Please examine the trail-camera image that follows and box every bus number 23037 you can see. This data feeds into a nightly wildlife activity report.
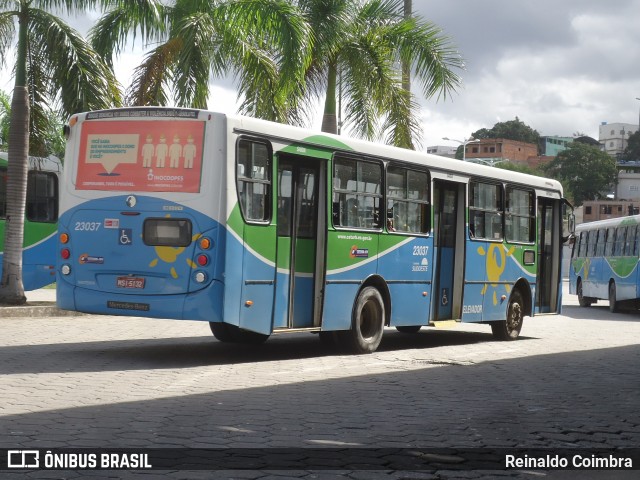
[413,245,429,256]
[75,222,101,231]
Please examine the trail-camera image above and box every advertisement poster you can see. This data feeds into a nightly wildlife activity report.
[76,117,205,193]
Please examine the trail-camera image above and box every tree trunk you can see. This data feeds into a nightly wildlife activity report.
[0,87,29,305]
[321,62,338,134]
[0,10,30,305]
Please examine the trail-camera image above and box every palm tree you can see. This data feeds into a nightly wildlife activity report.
[91,0,311,123]
[293,0,463,149]
[0,0,121,304]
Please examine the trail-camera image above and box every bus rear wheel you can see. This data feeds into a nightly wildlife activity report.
[210,322,236,342]
[341,286,385,354]
[577,279,592,307]
[491,291,524,341]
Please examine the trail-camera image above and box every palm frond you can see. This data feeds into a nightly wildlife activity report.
[391,15,464,100]
[125,39,178,106]
[0,11,16,69]
[24,39,51,155]
[28,8,122,115]
[89,0,167,69]
[170,11,213,108]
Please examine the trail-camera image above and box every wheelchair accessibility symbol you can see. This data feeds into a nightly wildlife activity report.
[441,288,449,306]
[119,228,133,246]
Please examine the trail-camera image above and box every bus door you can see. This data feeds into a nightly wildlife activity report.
[433,180,466,321]
[536,197,561,313]
[273,155,326,329]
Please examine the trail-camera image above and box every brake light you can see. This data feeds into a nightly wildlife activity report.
[61,248,71,260]
[197,254,209,266]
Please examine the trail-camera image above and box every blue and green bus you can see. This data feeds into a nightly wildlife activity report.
[0,152,60,290]
[570,215,640,312]
[57,108,573,353]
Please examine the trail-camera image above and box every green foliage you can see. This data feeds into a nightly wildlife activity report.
[0,2,122,156]
[471,117,540,146]
[92,0,464,150]
[294,0,464,149]
[0,89,66,158]
[623,130,640,161]
[92,0,310,120]
[543,142,617,205]
[0,90,9,151]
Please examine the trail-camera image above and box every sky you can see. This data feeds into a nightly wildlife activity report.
[1,0,639,152]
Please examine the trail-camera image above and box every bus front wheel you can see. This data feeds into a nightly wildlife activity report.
[577,279,592,307]
[491,291,524,341]
[342,286,385,354]
[210,322,236,342]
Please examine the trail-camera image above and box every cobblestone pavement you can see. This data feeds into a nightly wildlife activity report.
[1,285,639,479]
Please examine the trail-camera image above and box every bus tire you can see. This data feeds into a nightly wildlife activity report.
[491,291,524,341]
[577,279,592,307]
[209,322,236,342]
[609,281,618,313]
[343,286,385,354]
[396,325,421,333]
[209,322,268,344]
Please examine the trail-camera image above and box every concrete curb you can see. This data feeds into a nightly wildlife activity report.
[1,302,83,318]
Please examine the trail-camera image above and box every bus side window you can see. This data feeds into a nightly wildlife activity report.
[624,225,634,256]
[586,230,594,257]
[633,226,640,257]
[469,180,503,241]
[614,226,626,257]
[595,229,605,256]
[604,227,615,257]
[236,138,272,223]
[333,156,382,230]
[26,171,58,223]
[386,165,429,234]
[571,232,580,258]
[578,231,587,257]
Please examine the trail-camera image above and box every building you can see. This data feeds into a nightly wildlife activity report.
[464,138,538,165]
[582,200,640,222]
[539,136,573,156]
[426,145,457,158]
[599,122,639,159]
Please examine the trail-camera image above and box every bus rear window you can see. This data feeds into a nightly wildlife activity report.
[143,218,192,246]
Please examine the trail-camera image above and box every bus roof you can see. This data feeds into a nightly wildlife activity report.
[74,107,563,196]
[576,214,640,232]
[227,113,563,195]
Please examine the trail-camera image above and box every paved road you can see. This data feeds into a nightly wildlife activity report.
[1,285,639,479]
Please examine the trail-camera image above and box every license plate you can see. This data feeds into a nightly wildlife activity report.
[116,277,145,289]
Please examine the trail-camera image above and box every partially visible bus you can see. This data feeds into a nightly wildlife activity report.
[0,152,60,290]
[569,215,640,312]
[57,108,573,353]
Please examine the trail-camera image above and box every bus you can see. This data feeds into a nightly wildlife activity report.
[569,215,640,312]
[56,107,573,353]
[0,152,60,290]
